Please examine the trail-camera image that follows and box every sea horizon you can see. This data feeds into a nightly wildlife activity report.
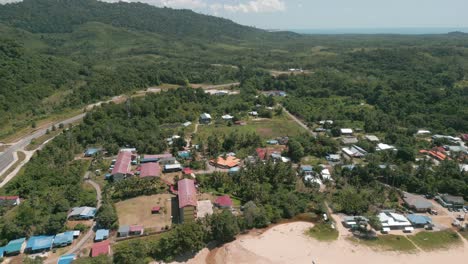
[286,27,468,35]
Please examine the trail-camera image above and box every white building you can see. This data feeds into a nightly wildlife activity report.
[340,128,353,135]
[376,143,397,151]
[378,211,412,230]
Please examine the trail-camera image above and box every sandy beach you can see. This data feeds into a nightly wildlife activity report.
[171,221,467,264]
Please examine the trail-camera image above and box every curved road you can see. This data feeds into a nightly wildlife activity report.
[0,82,240,187]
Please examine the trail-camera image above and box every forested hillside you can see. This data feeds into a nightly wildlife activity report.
[1,0,468,139]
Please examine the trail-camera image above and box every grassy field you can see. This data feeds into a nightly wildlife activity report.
[0,151,26,182]
[115,194,174,232]
[306,223,339,242]
[459,230,468,240]
[195,115,307,143]
[348,235,417,252]
[408,230,462,251]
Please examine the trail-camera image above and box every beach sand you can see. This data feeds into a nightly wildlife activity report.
[172,221,467,264]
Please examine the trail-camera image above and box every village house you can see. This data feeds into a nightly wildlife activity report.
[342,145,367,159]
[199,113,212,124]
[111,150,133,181]
[67,206,97,220]
[58,254,76,264]
[365,135,380,142]
[84,148,101,157]
[340,128,353,136]
[24,235,54,254]
[326,154,341,162]
[53,231,74,248]
[341,137,358,145]
[342,216,369,228]
[214,195,233,209]
[91,240,110,257]
[436,194,465,209]
[178,179,197,223]
[139,162,161,178]
[222,114,234,121]
[0,196,20,207]
[2,238,26,256]
[407,214,433,228]
[376,143,397,151]
[210,155,241,169]
[95,229,109,242]
[163,163,182,173]
[300,165,314,176]
[248,111,258,116]
[402,192,433,212]
[378,211,412,232]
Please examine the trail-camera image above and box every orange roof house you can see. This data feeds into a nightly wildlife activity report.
[209,156,241,169]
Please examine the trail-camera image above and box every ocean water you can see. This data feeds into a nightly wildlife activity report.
[289,28,468,35]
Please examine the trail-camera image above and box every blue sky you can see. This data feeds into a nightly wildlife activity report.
[1,0,467,30]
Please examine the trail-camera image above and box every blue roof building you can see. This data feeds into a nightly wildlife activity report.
[178,151,191,159]
[84,148,100,157]
[3,238,26,255]
[140,157,159,164]
[0,247,4,258]
[25,236,54,253]
[300,165,313,172]
[58,254,76,264]
[53,231,74,248]
[68,206,97,220]
[407,214,432,226]
[228,167,240,174]
[95,229,109,242]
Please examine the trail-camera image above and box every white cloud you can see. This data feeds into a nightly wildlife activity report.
[211,0,286,13]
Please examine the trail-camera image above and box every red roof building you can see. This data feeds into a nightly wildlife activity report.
[461,134,468,142]
[0,196,20,206]
[129,225,144,235]
[91,240,110,257]
[112,151,132,175]
[144,154,173,159]
[151,206,161,213]
[182,167,194,175]
[139,162,161,178]
[256,148,267,160]
[178,179,197,208]
[214,195,233,208]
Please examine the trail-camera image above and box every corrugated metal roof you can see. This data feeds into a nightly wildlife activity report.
[53,231,74,246]
[215,195,233,207]
[58,254,76,264]
[95,229,109,241]
[140,162,160,178]
[112,151,132,175]
[26,236,54,251]
[91,240,110,257]
[178,179,197,208]
[407,214,432,225]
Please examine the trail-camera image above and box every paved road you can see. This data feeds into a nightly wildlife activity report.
[0,114,86,180]
[63,173,102,257]
[0,82,241,187]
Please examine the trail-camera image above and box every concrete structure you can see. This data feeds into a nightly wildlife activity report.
[341,137,358,145]
[197,200,214,219]
[117,226,130,237]
[365,135,380,142]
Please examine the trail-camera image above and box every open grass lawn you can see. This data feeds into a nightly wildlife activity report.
[195,115,307,143]
[115,194,175,232]
[306,223,339,242]
[349,235,417,252]
[408,230,462,251]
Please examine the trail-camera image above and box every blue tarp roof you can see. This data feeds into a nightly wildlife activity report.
[85,148,100,156]
[178,151,191,158]
[58,254,76,264]
[407,214,432,225]
[0,247,4,258]
[26,236,54,251]
[300,165,313,172]
[4,238,26,253]
[95,229,109,241]
[53,231,74,246]
[229,167,240,173]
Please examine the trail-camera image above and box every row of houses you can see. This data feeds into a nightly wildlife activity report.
[0,231,80,257]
